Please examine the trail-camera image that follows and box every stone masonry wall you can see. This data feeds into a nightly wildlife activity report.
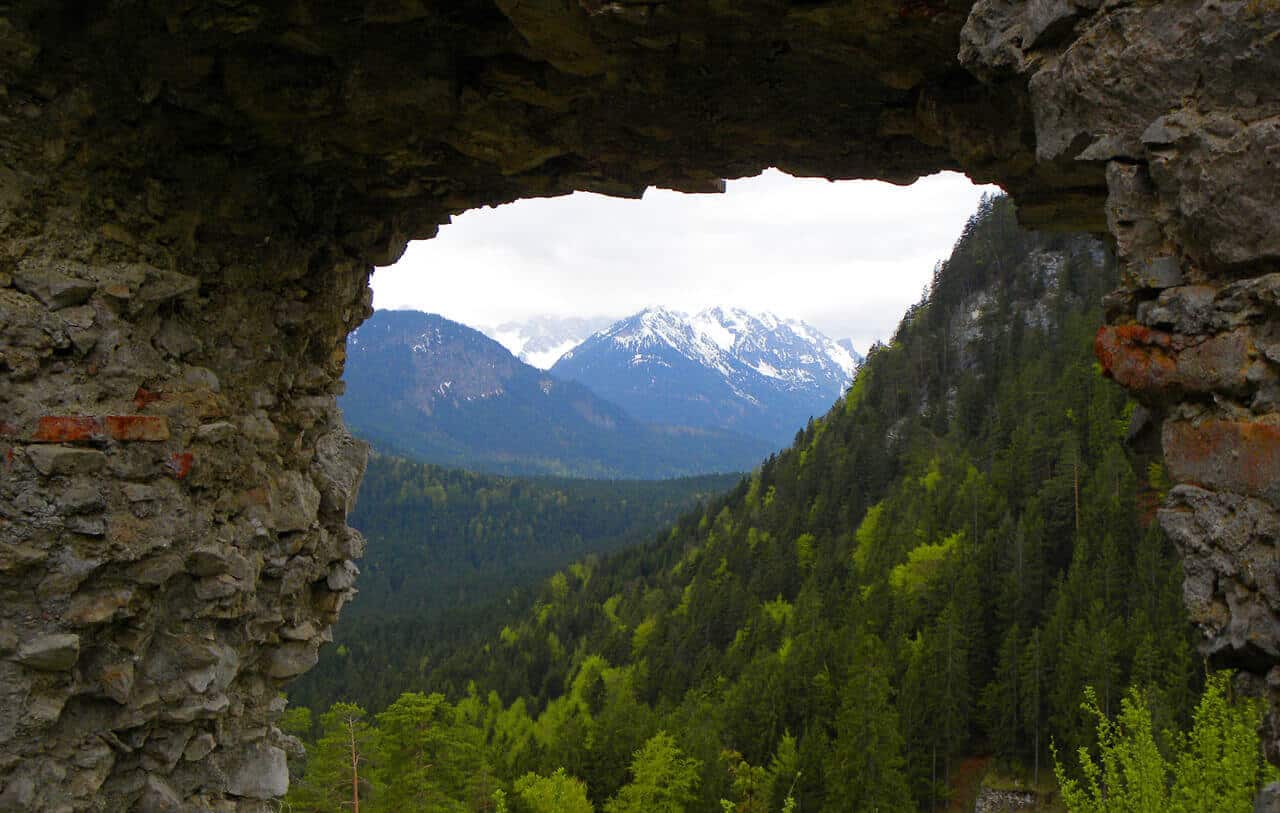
[0,154,371,809]
[1,0,1278,809]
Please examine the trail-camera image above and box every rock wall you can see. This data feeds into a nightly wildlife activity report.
[964,0,1280,759]
[0,0,1277,809]
[0,157,372,809]
[972,786,1037,813]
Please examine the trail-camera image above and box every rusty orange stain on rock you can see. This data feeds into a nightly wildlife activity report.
[1095,325,1177,391]
[32,416,103,443]
[166,452,194,479]
[133,387,163,410]
[1164,419,1280,499]
[104,416,170,442]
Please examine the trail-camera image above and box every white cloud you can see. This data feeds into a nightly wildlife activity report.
[371,169,1000,356]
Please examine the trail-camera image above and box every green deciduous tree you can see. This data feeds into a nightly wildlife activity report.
[514,767,594,813]
[605,732,702,813]
[1054,674,1272,813]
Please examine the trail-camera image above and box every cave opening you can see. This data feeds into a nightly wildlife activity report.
[1,1,1278,809]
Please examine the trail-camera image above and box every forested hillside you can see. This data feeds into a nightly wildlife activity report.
[287,196,1200,812]
[290,454,738,712]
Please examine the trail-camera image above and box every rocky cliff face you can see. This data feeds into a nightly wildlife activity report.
[0,0,1278,809]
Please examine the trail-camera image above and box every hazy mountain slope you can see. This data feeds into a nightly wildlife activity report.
[340,310,773,478]
[551,306,859,447]
[837,338,865,365]
[485,315,617,369]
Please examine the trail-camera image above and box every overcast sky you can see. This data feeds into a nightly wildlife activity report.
[371,170,999,354]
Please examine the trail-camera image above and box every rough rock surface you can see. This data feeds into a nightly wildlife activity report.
[973,786,1038,812]
[0,0,1278,809]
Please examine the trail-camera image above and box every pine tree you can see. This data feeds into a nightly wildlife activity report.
[285,702,382,813]
[821,634,912,812]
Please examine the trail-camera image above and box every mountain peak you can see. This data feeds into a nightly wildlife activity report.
[340,309,772,477]
[552,306,860,447]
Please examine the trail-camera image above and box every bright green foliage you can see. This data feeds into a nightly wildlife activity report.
[374,692,487,812]
[605,732,702,813]
[1169,675,1273,812]
[1055,674,1271,813]
[514,768,594,813]
[289,194,1204,810]
[1055,687,1167,813]
[888,531,961,597]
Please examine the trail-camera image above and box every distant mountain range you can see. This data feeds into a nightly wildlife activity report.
[485,315,616,369]
[551,306,860,447]
[340,310,773,478]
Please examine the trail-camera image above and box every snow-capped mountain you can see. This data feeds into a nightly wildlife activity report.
[340,310,773,478]
[551,307,860,447]
[484,315,617,369]
[837,338,866,367]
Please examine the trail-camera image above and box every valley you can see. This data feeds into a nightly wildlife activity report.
[283,197,1261,812]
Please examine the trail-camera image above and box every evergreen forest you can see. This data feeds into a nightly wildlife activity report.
[286,196,1227,811]
[290,456,738,712]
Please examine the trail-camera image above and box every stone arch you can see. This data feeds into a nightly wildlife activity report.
[0,1,1277,809]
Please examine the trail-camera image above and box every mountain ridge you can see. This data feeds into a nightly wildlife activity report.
[551,305,859,447]
[340,310,773,478]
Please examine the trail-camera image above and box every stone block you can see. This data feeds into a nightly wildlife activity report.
[32,416,102,443]
[127,553,184,586]
[326,560,358,591]
[26,445,106,476]
[0,774,35,811]
[225,742,288,800]
[13,266,95,309]
[57,483,105,513]
[184,732,216,762]
[1177,330,1252,394]
[268,471,320,532]
[133,387,164,410]
[1164,420,1280,503]
[16,633,80,671]
[267,642,318,680]
[98,661,135,704]
[196,421,236,443]
[66,587,134,626]
[136,776,184,813]
[1131,256,1184,289]
[1096,326,1253,396]
[1095,324,1176,391]
[142,727,194,774]
[103,415,170,441]
[25,691,67,727]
